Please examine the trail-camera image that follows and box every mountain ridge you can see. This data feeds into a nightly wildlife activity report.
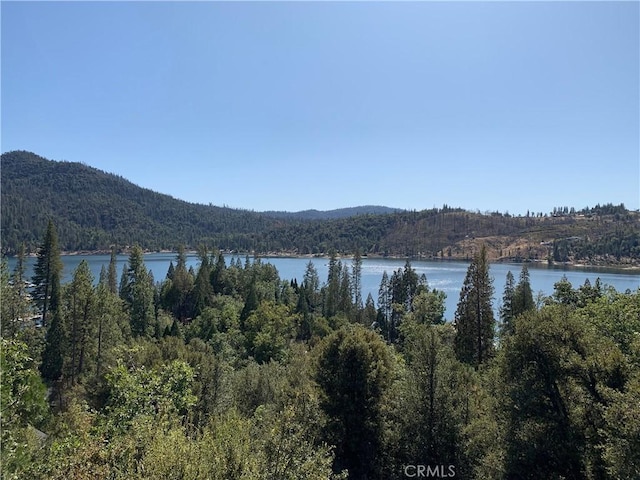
[2,150,639,267]
[261,205,404,220]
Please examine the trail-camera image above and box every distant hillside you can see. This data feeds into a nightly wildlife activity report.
[262,206,403,221]
[2,151,639,266]
[0,150,283,253]
[260,206,640,266]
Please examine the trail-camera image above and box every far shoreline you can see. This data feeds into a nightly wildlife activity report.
[28,249,639,273]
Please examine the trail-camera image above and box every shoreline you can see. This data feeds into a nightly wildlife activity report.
[31,249,639,272]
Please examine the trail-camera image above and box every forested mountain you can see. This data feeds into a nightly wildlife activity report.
[262,205,403,220]
[1,151,284,252]
[2,150,639,266]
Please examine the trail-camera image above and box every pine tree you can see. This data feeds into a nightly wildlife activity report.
[11,244,30,327]
[363,293,377,328]
[1,261,17,336]
[210,252,227,295]
[512,264,535,318]
[323,252,341,318]
[107,246,119,295]
[500,271,516,336]
[338,263,353,317]
[192,252,214,317]
[120,246,155,337]
[95,280,125,378]
[377,271,391,341]
[351,250,363,321]
[240,276,259,326]
[1,246,32,336]
[162,246,195,320]
[65,260,96,385]
[32,220,63,327]
[40,269,65,384]
[315,325,394,479]
[453,244,495,366]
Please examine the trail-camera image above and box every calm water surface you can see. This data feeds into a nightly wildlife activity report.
[8,253,640,321]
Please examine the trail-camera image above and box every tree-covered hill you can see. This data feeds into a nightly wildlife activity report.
[1,151,284,253]
[262,205,403,220]
[260,206,640,265]
[2,150,639,265]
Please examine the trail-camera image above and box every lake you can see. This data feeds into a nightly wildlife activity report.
[7,253,639,321]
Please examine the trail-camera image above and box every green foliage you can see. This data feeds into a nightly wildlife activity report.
[1,338,49,478]
[499,270,516,336]
[186,297,246,364]
[6,217,640,479]
[512,264,535,317]
[1,248,34,337]
[64,260,97,385]
[103,360,196,431]
[40,303,66,384]
[1,151,279,253]
[395,324,471,470]
[497,301,637,480]
[314,325,395,479]
[244,301,298,364]
[120,246,155,337]
[454,245,495,366]
[31,219,63,327]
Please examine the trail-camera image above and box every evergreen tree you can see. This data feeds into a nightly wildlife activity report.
[500,271,516,336]
[161,246,195,320]
[377,271,391,340]
[11,244,31,327]
[411,288,447,325]
[552,276,578,306]
[351,249,363,320]
[315,325,394,479]
[166,261,175,280]
[1,247,32,336]
[299,261,321,314]
[65,260,96,385]
[240,276,259,326]
[107,246,118,295]
[32,220,63,327]
[399,324,467,472]
[338,263,353,318]
[362,293,377,328]
[210,252,227,295]
[95,280,125,379]
[512,264,535,318]
[1,261,18,336]
[401,259,420,311]
[323,252,341,318]
[40,270,65,384]
[120,246,155,337]
[453,244,495,366]
[192,252,214,317]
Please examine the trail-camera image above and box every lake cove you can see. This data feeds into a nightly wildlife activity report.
[8,253,640,321]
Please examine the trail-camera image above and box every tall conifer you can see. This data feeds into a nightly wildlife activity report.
[32,220,63,327]
[500,271,516,336]
[41,269,65,384]
[120,246,155,337]
[453,244,495,366]
[513,264,535,317]
[107,246,119,295]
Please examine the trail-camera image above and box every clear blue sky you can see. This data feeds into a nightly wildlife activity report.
[2,1,638,214]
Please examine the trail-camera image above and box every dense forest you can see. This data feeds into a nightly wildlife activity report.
[3,151,639,266]
[2,221,639,479]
